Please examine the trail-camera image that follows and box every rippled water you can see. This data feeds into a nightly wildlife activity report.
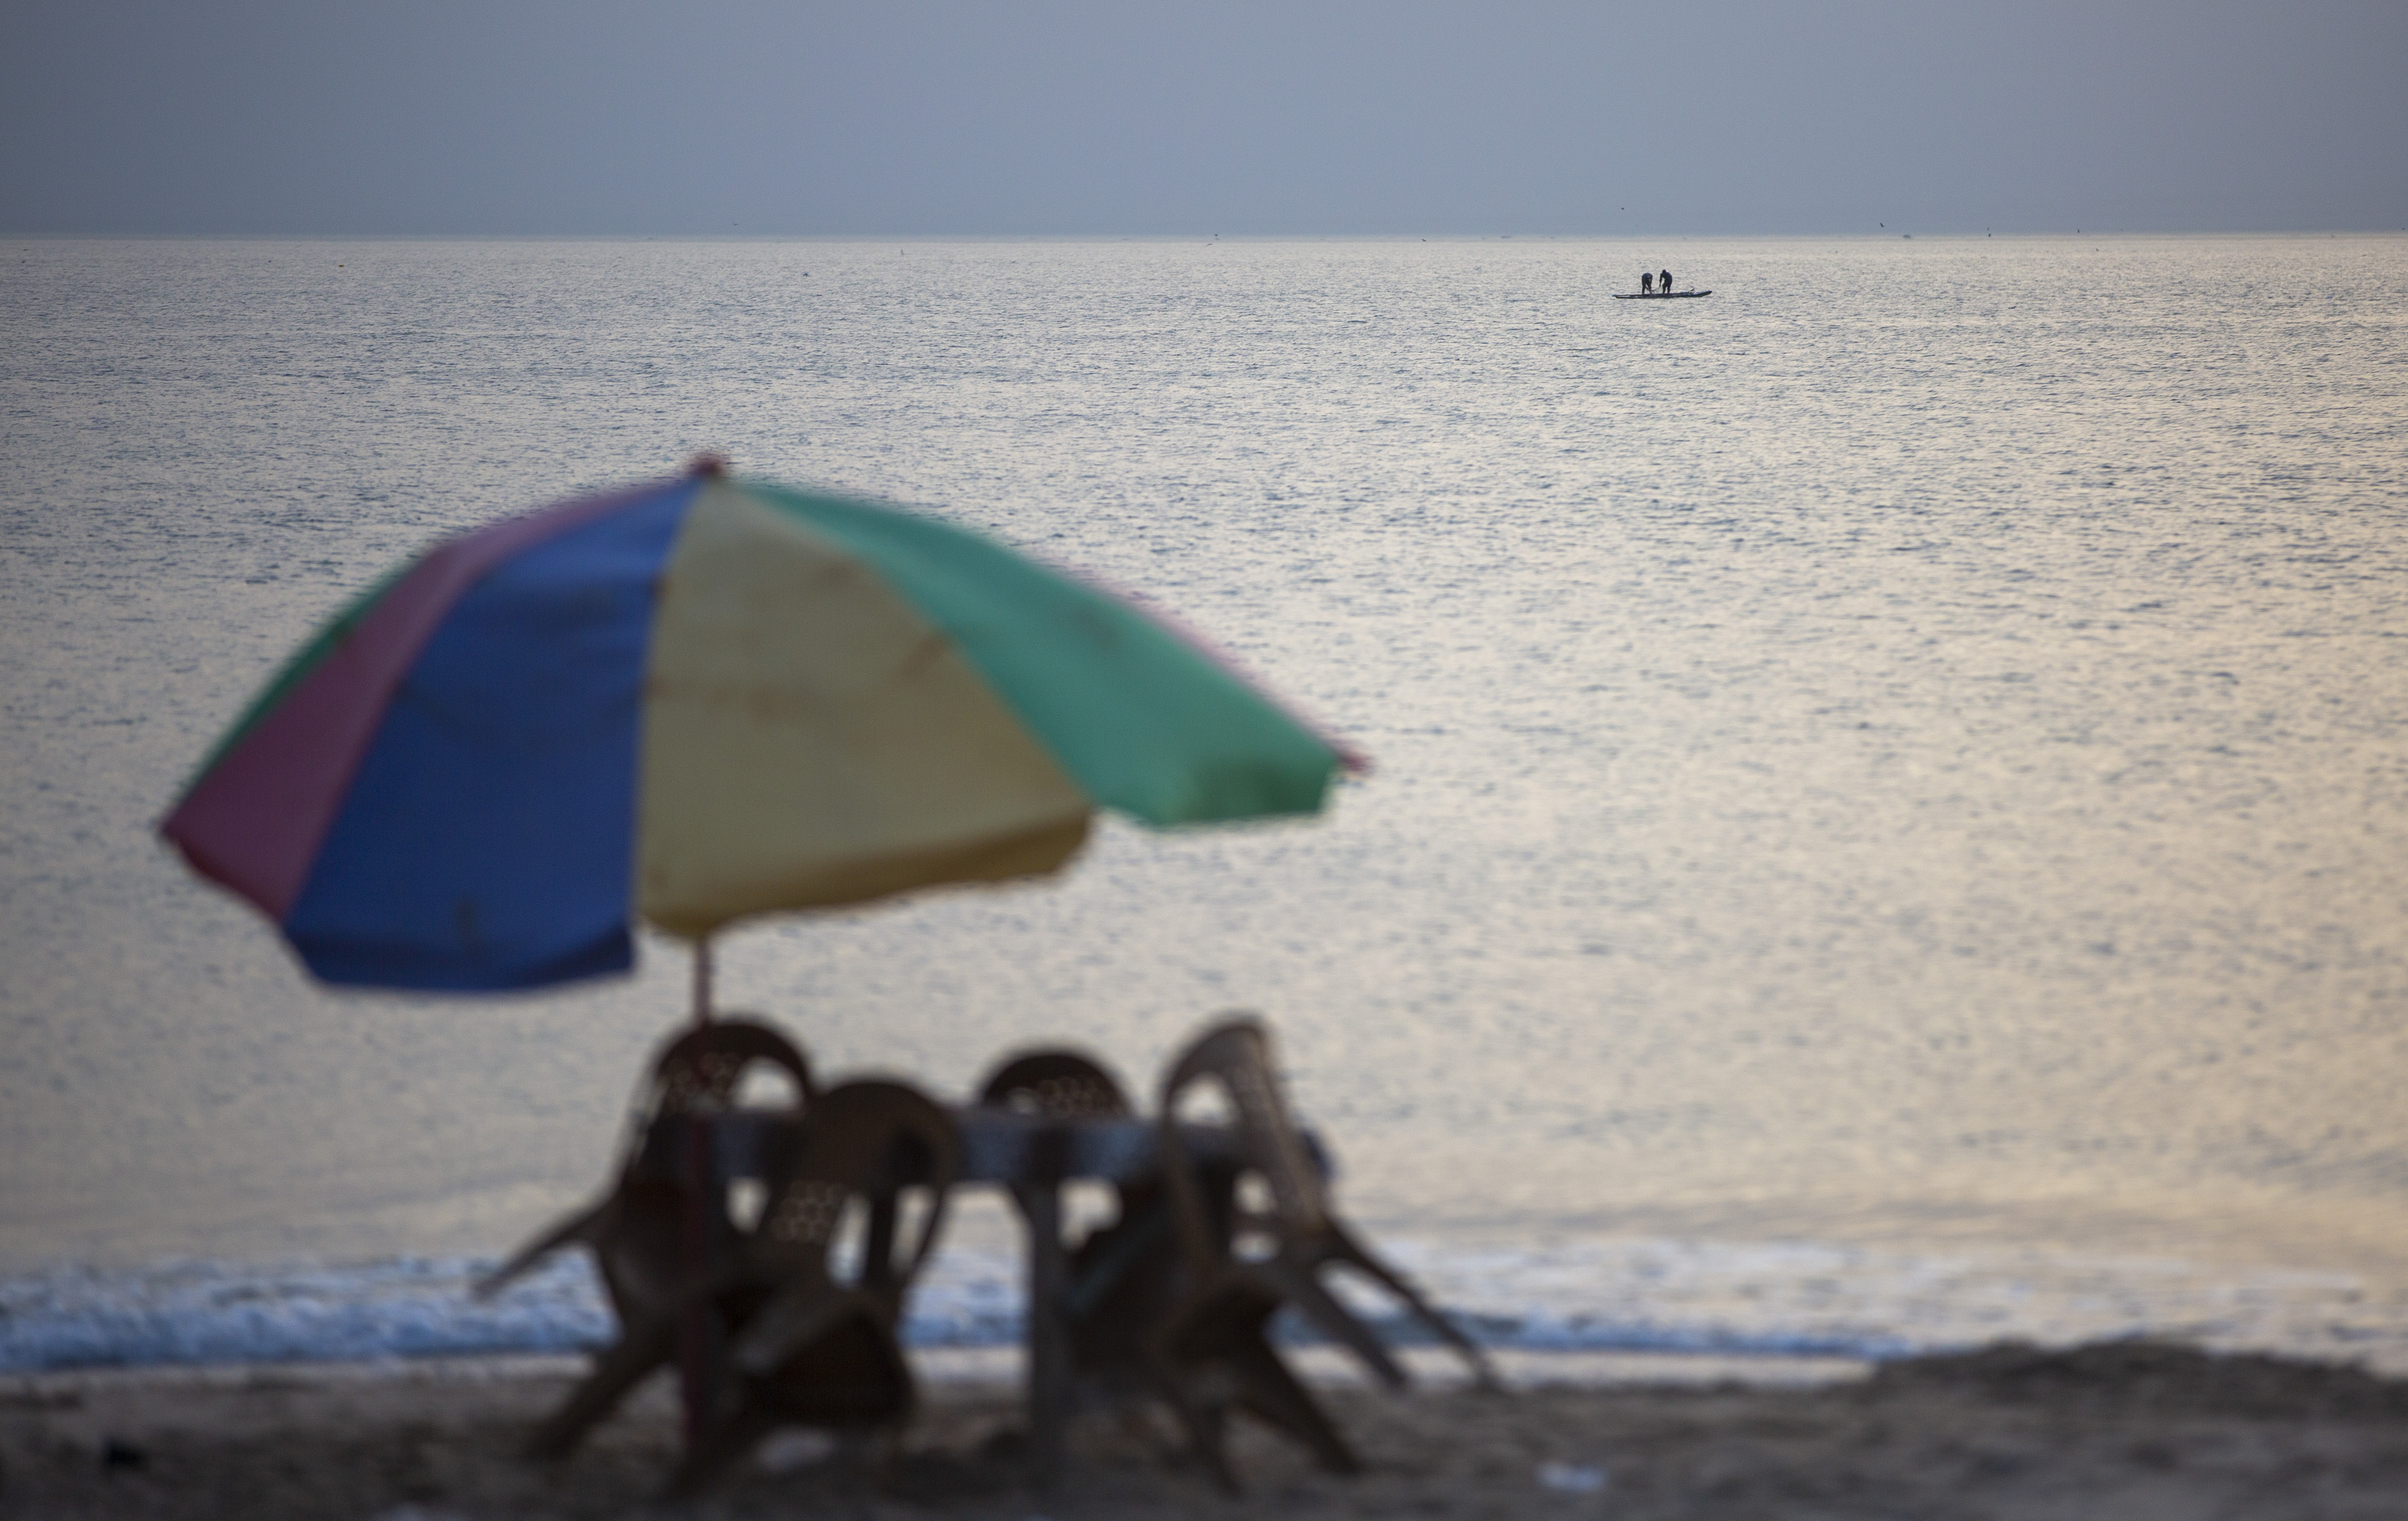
[3,234,2405,1372]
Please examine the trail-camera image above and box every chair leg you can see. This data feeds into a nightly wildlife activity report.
[1115,1400,1176,1458]
[526,1315,677,1459]
[474,1202,607,1298]
[1224,1332,1361,1477]
[1330,1231,1501,1390]
[1268,1259,1408,1389]
[868,1423,906,1491]
[1140,1351,1242,1495]
[664,1401,779,1498]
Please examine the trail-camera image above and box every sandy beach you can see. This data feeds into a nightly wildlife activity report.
[7,1342,2405,1519]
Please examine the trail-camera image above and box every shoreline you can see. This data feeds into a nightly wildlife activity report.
[0,1344,1875,1401]
[7,1340,2404,1518]
[15,1226,2405,1384]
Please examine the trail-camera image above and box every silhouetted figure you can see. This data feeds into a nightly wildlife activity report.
[1641,271,1654,294]
[1660,268,1673,294]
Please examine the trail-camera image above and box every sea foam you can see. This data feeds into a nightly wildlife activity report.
[9,1235,2405,1377]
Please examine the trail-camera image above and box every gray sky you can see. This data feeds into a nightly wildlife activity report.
[4,0,2402,235]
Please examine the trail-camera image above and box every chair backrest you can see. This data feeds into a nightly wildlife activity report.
[752,1078,960,1303]
[978,1048,1132,1119]
[615,1017,814,1167]
[649,1017,816,1115]
[1156,1016,1330,1264]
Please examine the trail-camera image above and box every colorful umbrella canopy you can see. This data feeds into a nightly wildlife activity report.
[162,462,1356,993]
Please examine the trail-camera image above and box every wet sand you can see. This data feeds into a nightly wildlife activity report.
[6,1342,2406,1519]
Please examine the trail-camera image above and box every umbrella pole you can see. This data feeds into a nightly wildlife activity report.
[691,936,715,1026]
[679,931,720,1451]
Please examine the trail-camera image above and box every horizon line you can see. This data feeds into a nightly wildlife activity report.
[9,228,2406,242]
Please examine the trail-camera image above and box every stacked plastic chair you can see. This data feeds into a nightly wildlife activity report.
[977,1050,1182,1430]
[661,1079,960,1494]
[518,1075,959,1493]
[480,1020,959,1497]
[1142,1015,1499,1491]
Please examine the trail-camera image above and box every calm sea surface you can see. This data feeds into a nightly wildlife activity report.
[3,235,2405,1373]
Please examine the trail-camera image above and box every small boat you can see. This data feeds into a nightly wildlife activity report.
[1612,290,1713,300]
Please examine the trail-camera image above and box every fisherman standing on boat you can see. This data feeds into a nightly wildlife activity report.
[1660,268,1673,294]
[1641,271,1653,294]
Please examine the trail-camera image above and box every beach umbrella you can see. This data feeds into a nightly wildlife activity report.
[161,459,1357,1009]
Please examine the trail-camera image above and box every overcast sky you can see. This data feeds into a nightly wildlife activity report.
[4,0,2402,236]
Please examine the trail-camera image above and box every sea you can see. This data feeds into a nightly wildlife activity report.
[4,233,2405,1380]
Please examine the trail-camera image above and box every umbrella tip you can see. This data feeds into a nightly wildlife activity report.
[687,453,728,479]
